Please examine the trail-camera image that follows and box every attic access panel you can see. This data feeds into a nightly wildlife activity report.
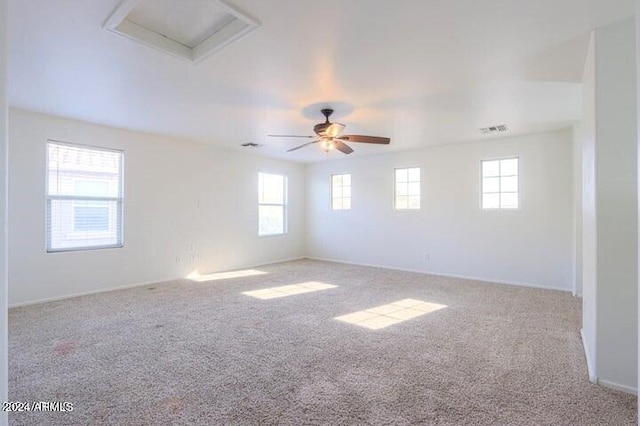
[104,0,259,63]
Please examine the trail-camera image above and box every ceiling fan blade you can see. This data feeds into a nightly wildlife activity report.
[325,123,346,138]
[337,135,390,144]
[333,140,354,154]
[286,140,320,152]
[268,134,315,138]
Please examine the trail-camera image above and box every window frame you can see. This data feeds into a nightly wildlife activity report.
[480,156,520,211]
[46,140,125,253]
[394,166,421,210]
[330,173,352,211]
[258,172,288,237]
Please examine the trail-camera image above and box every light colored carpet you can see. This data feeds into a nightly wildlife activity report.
[8,259,637,425]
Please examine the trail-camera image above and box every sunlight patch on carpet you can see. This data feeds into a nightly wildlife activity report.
[242,282,337,299]
[186,269,267,282]
[335,299,447,330]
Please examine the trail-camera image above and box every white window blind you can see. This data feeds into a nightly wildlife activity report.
[47,141,124,252]
[331,174,351,210]
[258,172,287,236]
[395,167,421,210]
[481,157,519,209]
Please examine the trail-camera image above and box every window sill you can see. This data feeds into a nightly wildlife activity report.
[258,232,289,238]
[47,244,124,253]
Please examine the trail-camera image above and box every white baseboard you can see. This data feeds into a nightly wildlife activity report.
[597,379,638,395]
[579,329,637,395]
[9,256,306,308]
[305,256,571,293]
[8,276,180,308]
[580,329,597,384]
[246,256,305,269]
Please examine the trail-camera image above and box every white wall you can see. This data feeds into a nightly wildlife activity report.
[0,0,8,423]
[636,0,640,414]
[594,19,638,393]
[306,130,574,291]
[581,33,598,382]
[573,123,584,297]
[580,19,638,394]
[8,109,306,306]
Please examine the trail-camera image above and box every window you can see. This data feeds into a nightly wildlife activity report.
[72,180,111,232]
[73,206,110,232]
[258,172,287,236]
[395,167,421,210]
[481,157,519,209]
[47,141,124,252]
[331,174,351,210]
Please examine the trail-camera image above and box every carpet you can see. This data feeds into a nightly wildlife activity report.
[8,259,637,425]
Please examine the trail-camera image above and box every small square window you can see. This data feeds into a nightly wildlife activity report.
[258,173,287,236]
[395,167,421,210]
[481,158,519,209]
[331,173,351,210]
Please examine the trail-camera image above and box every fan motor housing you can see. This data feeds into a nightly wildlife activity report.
[314,122,331,136]
[314,108,335,136]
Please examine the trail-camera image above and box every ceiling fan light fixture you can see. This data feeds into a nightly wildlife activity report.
[325,123,345,138]
[270,107,391,155]
[321,139,334,152]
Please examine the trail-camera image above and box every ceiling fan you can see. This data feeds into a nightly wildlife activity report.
[268,108,390,154]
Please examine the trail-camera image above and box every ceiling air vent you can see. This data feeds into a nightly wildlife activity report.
[104,0,260,64]
[241,142,262,148]
[480,125,508,135]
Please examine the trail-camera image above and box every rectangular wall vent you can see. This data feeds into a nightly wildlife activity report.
[104,0,260,64]
[480,125,508,135]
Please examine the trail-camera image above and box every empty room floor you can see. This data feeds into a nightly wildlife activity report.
[8,260,637,425]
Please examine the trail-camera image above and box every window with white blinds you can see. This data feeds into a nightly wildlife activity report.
[46,141,124,252]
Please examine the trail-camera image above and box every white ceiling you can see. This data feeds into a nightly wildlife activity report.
[8,0,635,163]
